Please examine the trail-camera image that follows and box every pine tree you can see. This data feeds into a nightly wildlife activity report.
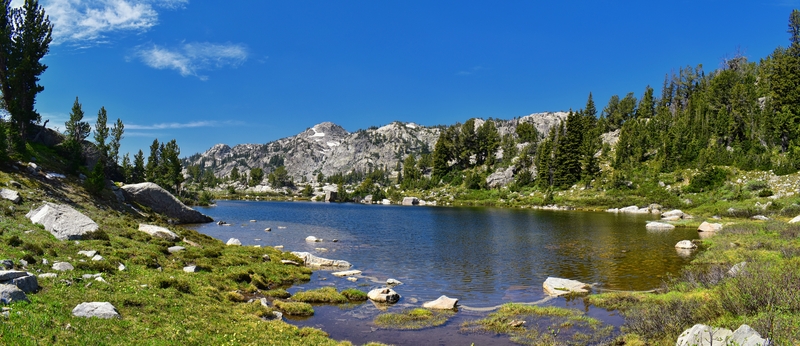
[120,153,132,183]
[94,107,109,162]
[63,96,90,166]
[109,118,124,164]
[553,111,583,189]
[132,149,145,183]
[476,119,500,165]
[145,139,159,182]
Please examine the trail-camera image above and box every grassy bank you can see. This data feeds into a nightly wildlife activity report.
[0,146,377,345]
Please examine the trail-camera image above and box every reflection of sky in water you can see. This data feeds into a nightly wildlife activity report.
[190,201,700,306]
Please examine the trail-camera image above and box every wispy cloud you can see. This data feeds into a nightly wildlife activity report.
[126,120,240,130]
[456,66,483,76]
[135,42,248,79]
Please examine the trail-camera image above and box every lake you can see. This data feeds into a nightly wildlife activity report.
[190,200,699,345]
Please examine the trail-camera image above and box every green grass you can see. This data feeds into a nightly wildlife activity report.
[291,287,349,304]
[274,300,315,316]
[341,288,368,301]
[373,308,454,330]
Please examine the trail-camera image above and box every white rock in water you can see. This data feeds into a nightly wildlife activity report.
[423,295,459,310]
[675,240,697,249]
[646,222,675,231]
[367,287,400,303]
[542,277,589,296]
[332,270,361,277]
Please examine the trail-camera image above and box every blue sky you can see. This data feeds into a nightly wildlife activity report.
[25,0,800,158]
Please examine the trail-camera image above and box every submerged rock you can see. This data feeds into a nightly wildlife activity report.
[646,222,676,231]
[332,270,361,277]
[542,277,589,296]
[675,240,697,249]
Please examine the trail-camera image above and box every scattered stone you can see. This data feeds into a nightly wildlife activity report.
[72,302,120,319]
[290,251,352,268]
[281,260,300,266]
[7,274,38,293]
[543,277,590,296]
[401,197,419,206]
[305,236,322,242]
[368,287,400,304]
[18,259,27,267]
[332,270,361,277]
[0,260,12,270]
[675,240,697,249]
[264,227,272,232]
[315,248,328,252]
[78,250,97,258]
[217,220,227,225]
[183,266,198,273]
[0,284,28,304]
[347,277,357,282]
[249,220,257,223]
[52,262,74,271]
[117,263,126,271]
[91,255,103,261]
[274,245,284,250]
[138,224,179,241]
[262,254,271,262]
[41,259,48,265]
[332,239,339,243]
[661,209,686,219]
[751,215,769,221]
[645,222,676,231]
[121,182,213,224]
[272,311,283,320]
[167,246,185,253]
[95,277,107,283]
[676,324,732,346]
[697,221,723,232]
[8,181,21,188]
[226,238,241,246]
[381,199,391,205]
[423,295,458,310]
[727,262,747,277]
[38,273,57,279]
[0,189,21,204]
[789,215,800,224]
[26,202,99,240]
[386,278,402,286]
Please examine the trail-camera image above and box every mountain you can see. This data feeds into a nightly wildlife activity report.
[184,112,568,183]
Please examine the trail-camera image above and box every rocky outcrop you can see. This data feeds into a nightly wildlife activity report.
[72,302,120,319]
[121,183,213,224]
[138,224,180,241]
[423,295,458,310]
[676,324,766,346]
[542,277,589,296]
[26,202,99,240]
[290,252,351,268]
[368,287,400,304]
[486,167,514,188]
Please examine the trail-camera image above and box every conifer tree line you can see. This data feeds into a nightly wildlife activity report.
[418,9,800,192]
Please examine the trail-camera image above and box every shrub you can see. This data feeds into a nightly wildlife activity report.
[6,235,22,247]
[759,189,774,197]
[685,167,729,193]
[744,180,769,191]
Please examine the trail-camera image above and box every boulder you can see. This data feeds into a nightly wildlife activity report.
[305,236,322,242]
[697,221,723,232]
[362,195,373,204]
[325,191,338,202]
[138,224,179,241]
[290,251,352,268]
[0,271,27,282]
[619,205,650,214]
[675,240,697,249]
[730,324,767,346]
[121,182,213,224]
[78,250,97,258]
[646,222,676,231]
[676,324,732,346]
[542,277,589,296]
[72,302,120,319]
[226,238,242,246]
[0,188,21,204]
[381,199,391,205]
[486,167,515,188]
[167,246,185,253]
[368,287,400,304]
[661,209,686,219]
[183,266,198,273]
[402,197,419,206]
[52,262,74,271]
[751,215,769,221]
[423,295,459,310]
[0,284,28,304]
[789,215,800,224]
[332,270,361,277]
[0,271,37,293]
[386,278,403,286]
[91,255,103,261]
[26,202,99,240]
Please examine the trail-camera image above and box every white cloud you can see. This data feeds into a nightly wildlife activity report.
[136,42,248,79]
[456,66,483,76]
[126,120,239,130]
[34,0,187,45]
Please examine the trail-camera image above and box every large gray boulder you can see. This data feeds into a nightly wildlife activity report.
[121,182,212,224]
[486,167,514,188]
[646,222,676,231]
[368,287,400,304]
[0,188,21,204]
[697,221,723,232]
[423,295,459,310]
[676,324,733,346]
[72,302,120,319]
[0,284,28,304]
[729,324,767,346]
[26,202,99,240]
[0,270,38,293]
[290,251,352,268]
[402,197,419,206]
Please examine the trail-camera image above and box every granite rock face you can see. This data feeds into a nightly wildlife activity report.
[121,183,212,224]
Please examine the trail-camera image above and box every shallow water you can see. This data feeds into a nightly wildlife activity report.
[190,200,699,345]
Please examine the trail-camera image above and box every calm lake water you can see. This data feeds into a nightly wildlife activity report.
[190,200,699,345]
